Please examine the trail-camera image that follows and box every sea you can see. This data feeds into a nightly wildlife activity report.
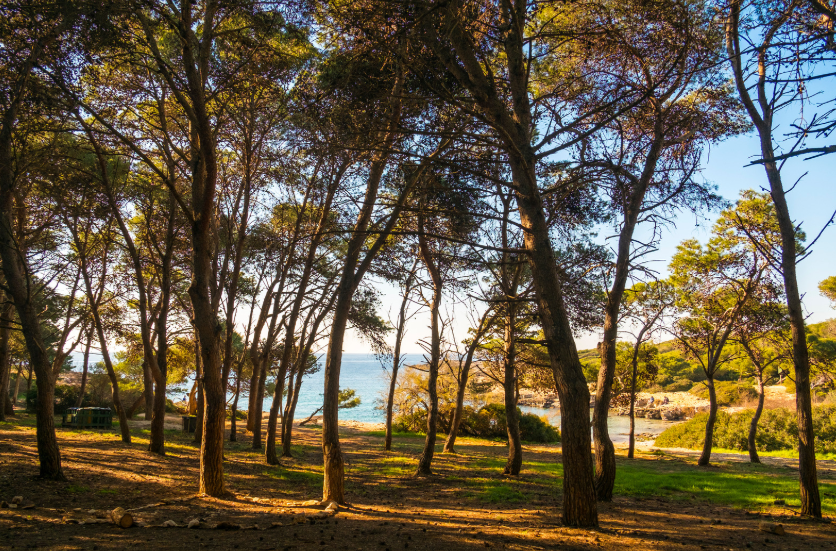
[261,353,678,442]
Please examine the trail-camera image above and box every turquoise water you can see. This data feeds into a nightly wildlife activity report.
[263,353,678,441]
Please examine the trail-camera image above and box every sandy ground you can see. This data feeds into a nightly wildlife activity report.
[2,412,836,551]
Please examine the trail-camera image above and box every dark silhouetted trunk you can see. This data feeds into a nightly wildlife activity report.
[0,299,13,419]
[593,115,665,501]
[0,24,65,480]
[415,217,442,477]
[503,306,521,475]
[385,259,418,451]
[444,310,492,453]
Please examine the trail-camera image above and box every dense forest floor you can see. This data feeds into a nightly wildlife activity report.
[1,413,835,550]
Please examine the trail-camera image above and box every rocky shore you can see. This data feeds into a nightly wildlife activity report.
[518,388,711,421]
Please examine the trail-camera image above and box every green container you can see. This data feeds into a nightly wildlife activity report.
[62,407,113,429]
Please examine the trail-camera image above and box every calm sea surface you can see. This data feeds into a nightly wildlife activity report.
[261,353,678,442]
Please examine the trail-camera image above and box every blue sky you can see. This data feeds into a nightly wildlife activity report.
[348,130,836,355]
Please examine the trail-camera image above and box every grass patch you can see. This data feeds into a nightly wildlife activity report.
[66,485,89,493]
[709,447,836,461]
[363,430,426,439]
[612,460,836,514]
[265,466,322,486]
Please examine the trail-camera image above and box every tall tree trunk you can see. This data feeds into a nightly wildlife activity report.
[0,299,13,420]
[75,337,91,408]
[748,374,765,463]
[415,209,443,477]
[230,360,242,442]
[149,198,175,455]
[503,306,522,475]
[385,262,417,451]
[445,310,492,453]
[321,72,408,505]
[726,0,820,516]
[282,361,306,456]
[510,157,597,526]
[698,378,717,466]
[12,362,23,409]
[627,353,639,459]
[193,334,204,444]
[593,117,664,501]
[80,262,131,444]
[143,359,154,420]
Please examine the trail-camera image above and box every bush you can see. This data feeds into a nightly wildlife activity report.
[26,385,84,414]
[655,405,836,454]
[689,381,757,406]
[518,411,561,443]
[663,378,694,392]
[394,403,559,443]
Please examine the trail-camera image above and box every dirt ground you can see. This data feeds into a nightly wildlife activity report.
[1,413,835,551]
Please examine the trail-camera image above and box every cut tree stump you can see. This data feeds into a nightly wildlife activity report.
[110,507,133,528]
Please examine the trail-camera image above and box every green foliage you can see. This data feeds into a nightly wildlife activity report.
[819,276,836,309]
[25,385,81,414]
[662,378,695,392]
[655,405,836,455]
[689,381,757,406]
[338,388,361,409]
[393,402,560,443]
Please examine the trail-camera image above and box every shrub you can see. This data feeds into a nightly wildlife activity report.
[655,405,836,454]
[689,381,757,406]
[26,385,84,414]
[393,402,560,443]
[518,412,560,443]
[663,378,694,392]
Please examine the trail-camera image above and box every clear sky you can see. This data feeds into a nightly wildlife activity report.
[343,130,836,355]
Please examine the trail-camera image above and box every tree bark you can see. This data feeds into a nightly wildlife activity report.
[75,336,91,408]
[444,310,492,453]
[503,306,521,476]
[627,350,639,459]
[748,375,765,463]
[11,362,23,409]
[726,0,820,516]
[0,299,13,420]
[321,70,409,504]
[415,213,443,477]
[511,158,598,526]
[0,21,65,480]
[385,259,418,451]
[698,379,717,466]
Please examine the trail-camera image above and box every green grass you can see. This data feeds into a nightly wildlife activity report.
[526,456,836,514]
[709,447,836,461]
[363,430,427,439]
[264,465,323,486]
[66,485,89,493]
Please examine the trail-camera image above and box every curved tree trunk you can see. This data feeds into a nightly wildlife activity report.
[698,379,717,466]
[726,0,820,516]
[510,156,598,526]
[415,210,443,477]
[445,309,492,453]
[748,375,765,463]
